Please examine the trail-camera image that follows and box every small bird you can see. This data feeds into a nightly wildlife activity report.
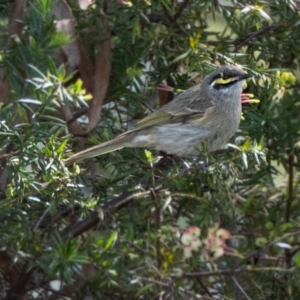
[65,65,251,164]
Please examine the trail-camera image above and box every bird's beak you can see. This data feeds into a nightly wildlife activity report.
[239,73,253,81]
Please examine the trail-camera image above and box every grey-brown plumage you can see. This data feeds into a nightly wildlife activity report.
[65,65,251,164]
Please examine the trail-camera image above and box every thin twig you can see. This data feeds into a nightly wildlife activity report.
[170,192,209,204]
[151,188,163,269]
[120,240,149,255]
[231,276,252,300]
[0,153,14,160]
[234,25,281,51]
[194,276,213,298]
[285,154,294,223]
[285,154,294,266]
[182,266,294,278]
[56,190,153,243]
[172,0,190,23]
[6,263,34,299]
[233,231,300,270]
[66,108,88,125]
[32,206,51,231]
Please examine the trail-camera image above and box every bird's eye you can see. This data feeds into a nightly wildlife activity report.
[219,72,229,80]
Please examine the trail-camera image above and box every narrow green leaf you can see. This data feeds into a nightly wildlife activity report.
[104,231,118,250]
[18,99,42,105]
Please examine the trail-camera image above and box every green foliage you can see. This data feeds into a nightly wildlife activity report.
[1,0,300,299]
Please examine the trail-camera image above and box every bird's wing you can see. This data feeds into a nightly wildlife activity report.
[122,84,215,135]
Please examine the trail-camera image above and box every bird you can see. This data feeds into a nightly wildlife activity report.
[65,65,252,164]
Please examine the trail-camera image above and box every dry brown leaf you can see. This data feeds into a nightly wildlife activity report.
[0,1,27,198]
[0,0,26,103]
[77,0,112,132]
[52,1,112,134]
[158,88,170,107]
[0,251,19,288]
[52,0,80,72]
[8,0,26,36]
[60,104,84,136]
[78,0,94,9]
[76,2,104,94]
[78,38,95,95]
[0,68,10,104]
[52,0,84,135]
[56,19,80,72]
[86,16,112,132]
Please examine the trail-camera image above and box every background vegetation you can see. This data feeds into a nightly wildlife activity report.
[1,0,300,299]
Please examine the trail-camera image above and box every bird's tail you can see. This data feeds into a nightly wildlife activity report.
[65,136,128,164]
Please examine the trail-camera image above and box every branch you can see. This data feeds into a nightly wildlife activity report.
[0,251,19,289]
[285,154,294,223]
[231,276,251,300]
[172,0,189,23]
[56,189,155,243]
[182,266,294,278]
[5,263,34,300]
[203,24,286,51]
[232,231,300,270]
[66,108,88,126]
[285,154,295,267]
[234,25,282,51]
[5,189,157,299]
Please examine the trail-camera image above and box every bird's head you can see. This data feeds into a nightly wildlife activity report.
[202,65,252,101]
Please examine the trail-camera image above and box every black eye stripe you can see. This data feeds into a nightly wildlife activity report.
[209,71,245,85]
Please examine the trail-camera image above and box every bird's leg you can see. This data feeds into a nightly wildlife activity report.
[153,151,193,176]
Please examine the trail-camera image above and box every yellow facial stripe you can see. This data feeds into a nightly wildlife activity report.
[213,77,235,85]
